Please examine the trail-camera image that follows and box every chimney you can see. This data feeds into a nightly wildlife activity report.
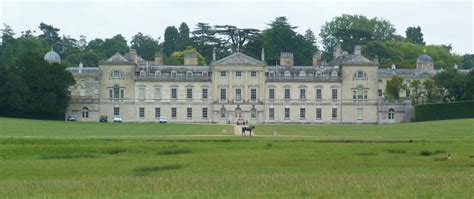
[280,52,294,67]
[129,49,138,64]
[261,48,265,62]
[354,45,362,55]
[333,44,342,60]
[312,51,322,67]
[184,52,198,65]
[154,52,163,65]
[212,47,216,62]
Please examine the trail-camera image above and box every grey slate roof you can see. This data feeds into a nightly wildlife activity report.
[378,68,438,78]
[44,50,61,62]
[327,54,378,67]
[417,54,433,63]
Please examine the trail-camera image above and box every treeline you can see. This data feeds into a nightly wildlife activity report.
[1,15,472,69]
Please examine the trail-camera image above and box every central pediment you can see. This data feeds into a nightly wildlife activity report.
[212,52,266,66]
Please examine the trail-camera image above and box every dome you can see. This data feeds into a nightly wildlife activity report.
[417,54,433,63]
[44,49,61,63]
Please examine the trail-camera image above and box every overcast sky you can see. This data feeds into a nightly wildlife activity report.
[1,0,472,54]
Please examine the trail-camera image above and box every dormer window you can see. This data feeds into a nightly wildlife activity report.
[139,70,146,77]
[171,71,177,77]
[316,71,322,78]
[202,71,208,77]
[269,71,275,77]
[331,71,338,77]
[111,70,123,78]
[299,71,306,77]
[284,71,291,77]
[186,71,193,77]
[155,71,161,76]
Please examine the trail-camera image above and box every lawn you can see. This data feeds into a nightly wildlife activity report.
[0,117,473,198]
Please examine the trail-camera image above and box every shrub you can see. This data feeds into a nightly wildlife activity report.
[420,150,433,156]
[386,149,407,154]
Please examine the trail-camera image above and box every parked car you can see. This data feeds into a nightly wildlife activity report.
[113,116,123,123]
[159,116,168,123]
[99,115,108,122]
[66,115,77,121]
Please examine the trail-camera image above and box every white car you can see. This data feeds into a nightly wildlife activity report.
[113,116,123,123]
[159,116,168,123]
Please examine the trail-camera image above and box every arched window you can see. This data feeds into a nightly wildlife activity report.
[111,70,123,78]
[299,71,306,77]
[284,71,291,77]
[331,71,338,77]
[388,108,395,120]
[269,71,275,77]
[139,70,146,77]
[155,71,161,76]
[315,71,322,78]
[82,107,89,118]
[202,71,208,77]
[220,107,226,118]
[171,71,177,77]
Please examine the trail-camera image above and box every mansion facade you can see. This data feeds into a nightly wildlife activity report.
[54,45,449,124]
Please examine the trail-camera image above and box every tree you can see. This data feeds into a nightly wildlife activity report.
[166,47,206,65]
[423,79,442,103]
[1,43,15,66]
[461,54,474,69]
[38,22,61,49]
[385,75,406,100]
[304,29,317,46]
[131,32,160,60]
[433,69,468,101]
[320,14,395,58]
[163,26,179,56]
[177,22,191,51]
[0,65,30,113]
[463,70,474,100]
[1,23,16,45]
[102,34,129,57]
[410,80,423,105]
[58,35,81,58]
[405,26,425,45]
[214,25,260,54]
[192,22,220,63]
[64,51,101,67]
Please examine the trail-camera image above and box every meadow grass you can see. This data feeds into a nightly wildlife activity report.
[0,117,472,198]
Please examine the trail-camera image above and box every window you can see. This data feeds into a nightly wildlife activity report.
[187,88,193,99]
[186,71,193,77]
[109,90,113,98]
[155,107,161,118]
[364,90,368,100]
[155,71,161,76]
[353,87,366,101]
[139,107,145,118]
[251,71,257,77]
[406,90,411,97]
[300,89,306,100]
[235,71,242,77]
[269,89,275,100]
[299,71,306,77]
[388,108,395,120]
[171,88,177,99]
[202,108,208,119]
[284,89,290,100]
[251,108,256,118]
[357,108,363,120]
[300,108,305,119]
[220,71,227,77]
[154,88,161,99]
[79,89,85,96]
[316,89,322,100]
[120,90,124,99]
[202,71,208,77]
[220,88,227,101]
[202,88,208,99]
[284,108,290,119]
[332,108,337,119]
[171,108,177,118]
[111,70,123,78]
[235,89,242,101]
[316,108,322,120]
[355,71,366,79]
[378,89,383,97]
[138,87,145,100]
[171,71,177,77]
[140,70,146,77]
[332,89,338,100]
[187,108,192,119]
[251,89,257,101]
[113,107,120,116]
[82,107,89,118]
[331,71,338,77]
[316,71,322,78]
[378,79,383,83]
[269,71,275,77]
[113,85,120,99]
[284,71,291,77]
[269,108,275,120]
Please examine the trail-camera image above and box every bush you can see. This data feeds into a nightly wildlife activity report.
[105,148,127,154]
[386,149,407,154]
[415,101,474,121]
[420,150,433,156]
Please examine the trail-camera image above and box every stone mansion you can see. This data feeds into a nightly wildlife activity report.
[50,45,447,124]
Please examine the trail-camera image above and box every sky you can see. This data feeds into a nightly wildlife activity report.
[1,0,472,54]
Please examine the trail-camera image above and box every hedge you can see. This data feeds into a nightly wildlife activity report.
[415,101,474,122]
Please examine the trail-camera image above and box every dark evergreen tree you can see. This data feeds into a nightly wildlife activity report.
[405,26,425,45]
[163,26,179,56]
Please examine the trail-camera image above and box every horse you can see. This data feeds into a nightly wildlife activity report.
[241,126,255,136]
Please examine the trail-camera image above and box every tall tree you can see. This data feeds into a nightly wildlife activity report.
[423,79,442,103]
[131,32,160,60]
[433,69,468,101]
[410,80,423,105]
[38,22,61,49]
[58,35,80,58]
[320,14,395,58]
[1,23,16,45]
[214,25,260,54]
[463,70,474,100]
[163,26,179,56]
[1,43,15,66]
[192,22,220,63]
[177,22,191,51]
[304,29,317,46]
[405,26,425,45]
[461,54,474,69]
[102,34,129,57]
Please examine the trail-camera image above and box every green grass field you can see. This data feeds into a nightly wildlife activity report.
[0,117,473,198]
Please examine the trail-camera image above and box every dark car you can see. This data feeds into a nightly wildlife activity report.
[66,115,77,121]
[99,115,108,122]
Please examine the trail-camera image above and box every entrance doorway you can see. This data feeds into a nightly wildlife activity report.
[235,107,242,119]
